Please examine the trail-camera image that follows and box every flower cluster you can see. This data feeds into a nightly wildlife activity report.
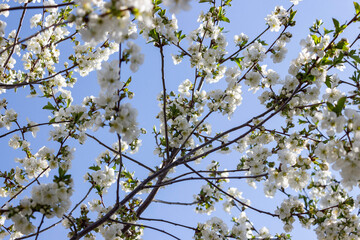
[123,41,145,72]
[7,181,73,236]
[270,32,292,63]
[14,147,51,179]
[109,103,140,144]
[186,11,228,83]
[242,41,266,67]
[74,42,119,77]
[85,165,116,194]
[265,6,290,32]
[229,213,255,239]
[73,0,152,44]
[0,108,17,130]
[275,197,304,232]
[223,187,250,213]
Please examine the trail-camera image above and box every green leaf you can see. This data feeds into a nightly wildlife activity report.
[324,28,334,35]
[311,35,321,44]
[73,112,84,122]
[89,165,101,171]
[327,102,335,112]
[298,119,307,124]
[231,57,242,69]
[320,58,332,66]
[257,39,268,46]
[333,96,346,114]
[289,9,297,21]
[327,97,347,116]
[219,16,230,23]
[224,0,232,6]
[58,167,67,177]
[125,76,132,87]
[332,18,346,35]
[148,29,159,42]
[175,30,186,42]
[332,18,340,31]
[335,39,349,51]
[349,54,360,64]
[42,102,56,110]
[199,0,211,2]
[354,1,360,14]
[325,76,332,88]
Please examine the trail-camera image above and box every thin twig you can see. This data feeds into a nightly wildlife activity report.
[0,2,74,13]
[152,199,198,206]
[69,186,94,215]
[159,43,170,162]
[34,214,45,240]
[144,174,268,188]
[3,3,28,70]
[1,167,49,208]
[184,163,278,217]
[0,20,70,56]
[85,133,155,173]
[116,134,123,204]
[139,217,197,231]
[0,120,71,139]
[15,221,61,240]
[109,219,181,240]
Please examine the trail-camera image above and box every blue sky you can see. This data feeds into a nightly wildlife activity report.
[1,0,359,239]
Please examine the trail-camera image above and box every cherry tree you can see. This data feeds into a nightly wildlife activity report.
[1,0,360,239]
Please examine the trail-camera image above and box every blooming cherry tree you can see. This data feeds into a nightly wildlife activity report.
[1,0,360,239]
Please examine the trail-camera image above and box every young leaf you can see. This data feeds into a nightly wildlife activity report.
[42,102,56,110]
[231,57,242,69]
[354,2,360,14]
[333,96,346,115]
[89,165,101,171]
[325,76,332,88]
[327,102,335,112]
[332,18,340,31]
